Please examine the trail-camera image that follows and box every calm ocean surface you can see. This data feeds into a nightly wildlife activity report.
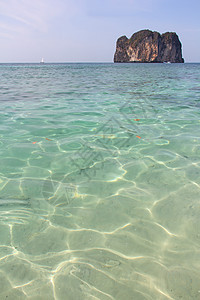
[0,63,200,299]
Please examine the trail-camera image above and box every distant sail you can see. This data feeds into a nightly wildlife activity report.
[40,58,44,64]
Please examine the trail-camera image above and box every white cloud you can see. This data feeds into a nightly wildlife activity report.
[0,0,65,34]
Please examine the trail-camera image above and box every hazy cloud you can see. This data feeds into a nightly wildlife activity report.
[0,0,64,33]
[84,0,160,16]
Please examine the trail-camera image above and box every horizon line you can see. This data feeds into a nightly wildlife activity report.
[0,61,200,64]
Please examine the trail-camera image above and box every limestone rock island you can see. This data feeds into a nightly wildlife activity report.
[114,30,184,63]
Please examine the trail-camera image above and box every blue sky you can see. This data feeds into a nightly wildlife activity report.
[0,0,199,62]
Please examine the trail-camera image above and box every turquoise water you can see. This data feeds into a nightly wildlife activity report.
[0,63,200,299]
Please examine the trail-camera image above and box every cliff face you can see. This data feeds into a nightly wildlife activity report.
[114,30,184,63]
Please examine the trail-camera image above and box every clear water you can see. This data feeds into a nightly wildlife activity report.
[0,63,200,300]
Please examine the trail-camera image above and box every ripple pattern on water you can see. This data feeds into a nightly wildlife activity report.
[0,63,200,299]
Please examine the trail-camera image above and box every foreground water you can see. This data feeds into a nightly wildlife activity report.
[0,63,200,299]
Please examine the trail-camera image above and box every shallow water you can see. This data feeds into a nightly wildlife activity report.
[0,63,200,299]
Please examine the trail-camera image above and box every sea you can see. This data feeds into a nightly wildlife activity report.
[0,63,200,300]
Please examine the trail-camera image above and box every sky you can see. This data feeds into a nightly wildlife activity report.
[0,0,200,63]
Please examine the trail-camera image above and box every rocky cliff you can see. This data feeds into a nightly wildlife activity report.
[114,30,184,63]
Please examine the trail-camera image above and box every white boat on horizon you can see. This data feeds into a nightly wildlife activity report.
[40,58,44,64]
